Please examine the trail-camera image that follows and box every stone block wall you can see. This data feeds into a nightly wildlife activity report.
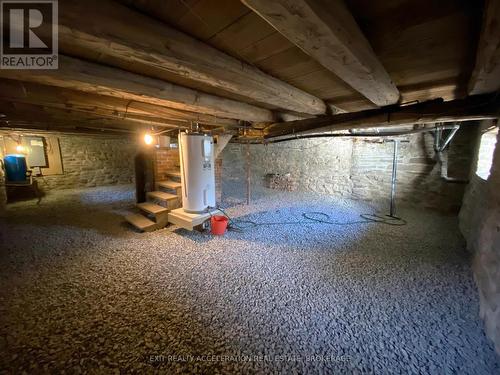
[222,138,353,197]
[459,125,500,354]
[40,135,138,190]
[222,124,476,212]
[349,127,474,211]
[0,133,138,204]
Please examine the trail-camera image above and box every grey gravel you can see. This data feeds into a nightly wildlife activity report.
[0,184,499,374]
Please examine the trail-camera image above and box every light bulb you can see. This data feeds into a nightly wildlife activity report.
[144,133,153,145]
[16,144,25,153]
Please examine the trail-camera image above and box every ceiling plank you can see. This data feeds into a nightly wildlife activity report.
[242,0,400,106]
[53,0,325,115]
[0,55,273,122]
[263,94,500,138]
[468,0,500,95]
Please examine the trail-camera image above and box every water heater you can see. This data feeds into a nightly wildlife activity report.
[178,132,216,213]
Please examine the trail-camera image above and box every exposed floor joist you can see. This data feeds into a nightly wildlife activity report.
[468,0,500,95]
[0,99,235,135]
[51,0,326,116]
[0,99,189,130]
[262,94,500,138]
[0,79,240,128]
[0,55,274,123]
[0,100,187,132]
[242,0,400,107]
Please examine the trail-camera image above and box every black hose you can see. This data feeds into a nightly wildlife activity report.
[212,206,406,233]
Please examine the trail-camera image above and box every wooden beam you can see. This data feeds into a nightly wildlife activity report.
[0,100,174,130]
[242,0,400,106]
[0,55,273,122]
[0,79,240,128]
[468,0,500,95]
[264,94,500,138]
[0,97,188,130]
[0,110,134,134]
[125,101,239,127]
[0,122,138,136]
[0,99,226,134]
[50,0,325,115]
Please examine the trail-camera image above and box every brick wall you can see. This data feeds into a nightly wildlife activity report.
[221,124,477,212]
[153,148,180,182]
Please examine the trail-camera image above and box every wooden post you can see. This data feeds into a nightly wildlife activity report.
[246,141,251,205]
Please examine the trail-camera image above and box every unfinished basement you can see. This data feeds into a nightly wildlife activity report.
[1,0,500,373]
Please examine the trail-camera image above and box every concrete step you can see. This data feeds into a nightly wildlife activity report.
[125,213,157,232]
[157,180,182,190]
[137,202,168,215]
[147,191,178,202]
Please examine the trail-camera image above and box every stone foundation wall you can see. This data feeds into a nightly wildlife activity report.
[0,133,138,203]
[41,135,138,190]
[222,124,477,212]
[459,125,500,354]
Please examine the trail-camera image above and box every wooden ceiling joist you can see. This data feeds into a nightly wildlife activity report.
[0,100,223,135]
[0,100,180,130]
[54,0,325,116]
[0,55,273,122]
[263,94,500,138]
[242,0,400,107]
[0,79,240,128]
[0,121,144,136]
[468,0,500,95]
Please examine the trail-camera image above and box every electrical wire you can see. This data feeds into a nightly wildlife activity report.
[210,206,406,233]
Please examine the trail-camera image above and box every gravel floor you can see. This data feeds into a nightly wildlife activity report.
[1,185,499,374]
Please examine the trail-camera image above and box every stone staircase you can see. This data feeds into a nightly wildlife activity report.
[125,169,182,232]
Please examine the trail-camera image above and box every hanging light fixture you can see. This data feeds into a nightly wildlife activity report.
[144,133,154,145]
[143,126,176,146]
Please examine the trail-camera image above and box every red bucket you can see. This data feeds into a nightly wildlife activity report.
[211,215,228,235]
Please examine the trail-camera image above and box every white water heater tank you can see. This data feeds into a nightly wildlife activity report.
[178,132,216,213]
